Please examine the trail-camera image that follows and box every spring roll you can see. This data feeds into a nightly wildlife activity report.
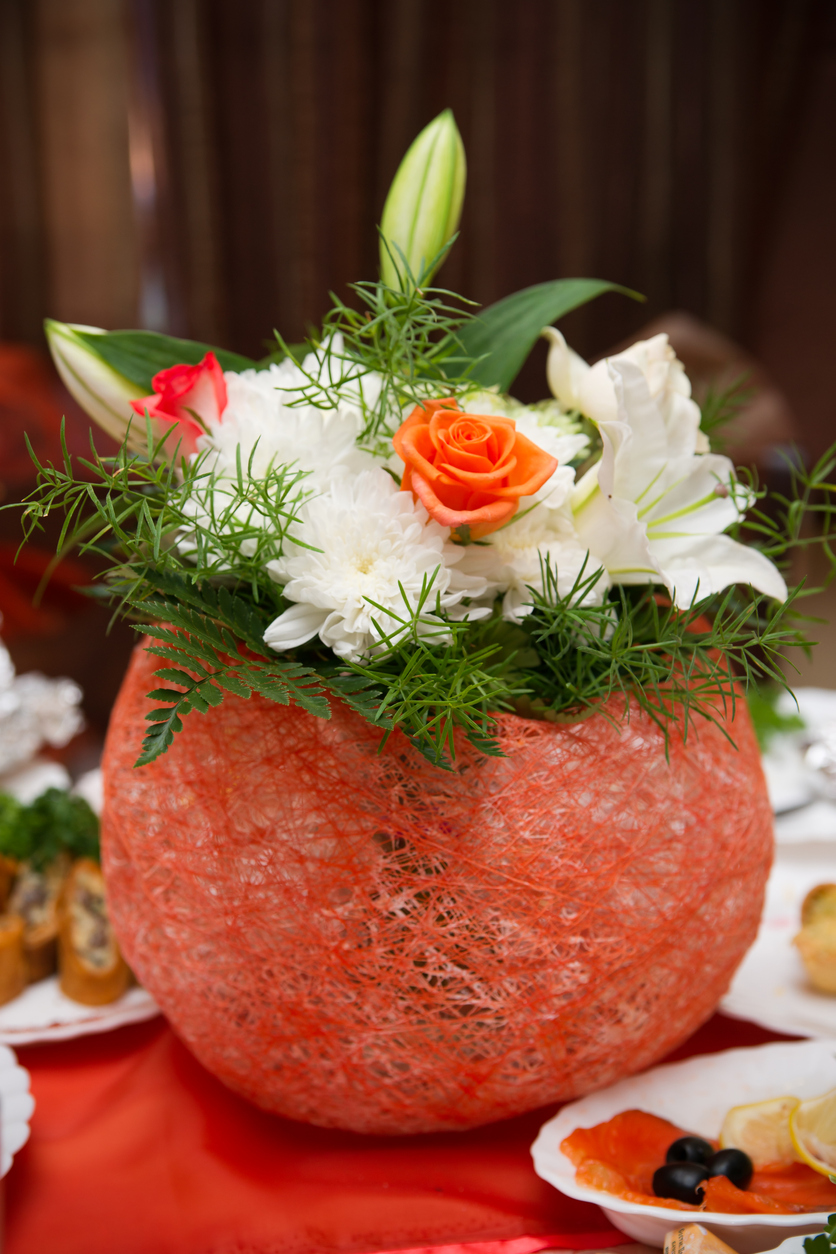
[58,858,129,1005]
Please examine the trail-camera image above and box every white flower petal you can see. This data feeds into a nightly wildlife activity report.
[543,327,590,411]
[653,534,789,607]
[457,501,609,622]
[263,468,486,662]
[567,352,786,605]
[264,603,328,650]
[551,331,702,460]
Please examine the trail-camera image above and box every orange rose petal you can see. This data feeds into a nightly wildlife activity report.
[436,458,519,489]
[394,427,439,482]
[391,406,436,459]
[442,417,494,448]
[437,424,496,459]
[418,397,460,420]
[410,472,517,539]
[394,399,559,540]
[489,433,557,498]
[509,430,559,486]
[425,477,476,513]
[430,408,514,441]
[438,444,498,475]
[490,422,519,462]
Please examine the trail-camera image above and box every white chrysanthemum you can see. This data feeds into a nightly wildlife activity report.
[200,336,381,491]
[458,503,609,623]
[264,469,489,661]
[180,337,383,565]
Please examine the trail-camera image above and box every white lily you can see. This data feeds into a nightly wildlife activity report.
[571,357,787,607]
[543,327,710,454]
[45,320,148,451]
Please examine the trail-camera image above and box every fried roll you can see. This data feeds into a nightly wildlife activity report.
[8,856,68,982]
[58,858,129,1005]
[0,914,27,1004]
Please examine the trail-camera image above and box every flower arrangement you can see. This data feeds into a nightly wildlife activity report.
[17,110,836,768]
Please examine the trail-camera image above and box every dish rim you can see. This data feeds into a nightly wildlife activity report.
[531,1038,836,1228]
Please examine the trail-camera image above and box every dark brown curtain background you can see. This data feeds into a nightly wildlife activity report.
[1,0,835,439]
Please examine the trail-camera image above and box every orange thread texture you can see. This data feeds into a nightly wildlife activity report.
[102,643,773,1134]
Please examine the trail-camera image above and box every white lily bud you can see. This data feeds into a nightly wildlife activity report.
[45,320,148,451]
[379,109,466,289]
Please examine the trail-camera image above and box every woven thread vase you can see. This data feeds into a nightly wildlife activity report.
[102,642,773,1134]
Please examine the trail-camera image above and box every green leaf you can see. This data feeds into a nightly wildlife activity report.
[215,673,252,699]
[448,279,644,391]
[804,1234,832,1254]
[146,687,184,702]
[74,330,256,393]
[153,668,203,688]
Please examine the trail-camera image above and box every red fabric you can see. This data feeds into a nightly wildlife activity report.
[5,1012,798,1254]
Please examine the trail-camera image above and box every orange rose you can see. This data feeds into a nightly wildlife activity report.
[392,398,558,540]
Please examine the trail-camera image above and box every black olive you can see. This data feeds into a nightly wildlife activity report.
[665,1136,715,1166]
[652,1161,710,1206]
[706,1148,753,1190]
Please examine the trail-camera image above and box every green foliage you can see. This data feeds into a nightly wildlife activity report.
[0,789,99,868]
[273,249,477,452]
[746,684,805,750]
[16,275,836,771]
[699,373,754,452]
[272,268,640,451]
[511,558,806,742]
[17,420,311,609]
[0,795,23,860]
[805,1210,836,1254]
[449,278,644,392]
[333,578,531,767]
[736,443,836,585]
[134,574,330,765]
[72,329,256,392]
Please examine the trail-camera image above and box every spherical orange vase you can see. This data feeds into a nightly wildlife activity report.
[102,642,773,1134]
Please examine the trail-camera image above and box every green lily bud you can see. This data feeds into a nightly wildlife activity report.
[45,319,148,451]
[379,108,466,290]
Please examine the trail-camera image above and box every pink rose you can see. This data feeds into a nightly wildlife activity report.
[130,352,227,458]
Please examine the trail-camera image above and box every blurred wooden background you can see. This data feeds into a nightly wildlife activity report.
[1,0,836,712]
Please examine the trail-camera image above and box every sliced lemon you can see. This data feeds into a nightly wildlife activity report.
[719,1095,800,1167]
[790,1087,836,1175]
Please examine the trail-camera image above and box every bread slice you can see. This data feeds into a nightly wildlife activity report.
[58,858,130,1005]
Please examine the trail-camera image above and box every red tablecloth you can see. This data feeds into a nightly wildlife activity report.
[6,1012,797,1254]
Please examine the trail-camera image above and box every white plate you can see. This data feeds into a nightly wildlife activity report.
[532,1040,836,1253]
[0,1044,34,1176]
[721,843,836,1038]
[0,978,159,1045]
[763,688,836,838]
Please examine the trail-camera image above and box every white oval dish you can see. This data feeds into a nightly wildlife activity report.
[720,843,836,1038]
[0,1044,34,1176]
[0,978,159,1045]
[532,1040,836,1254]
